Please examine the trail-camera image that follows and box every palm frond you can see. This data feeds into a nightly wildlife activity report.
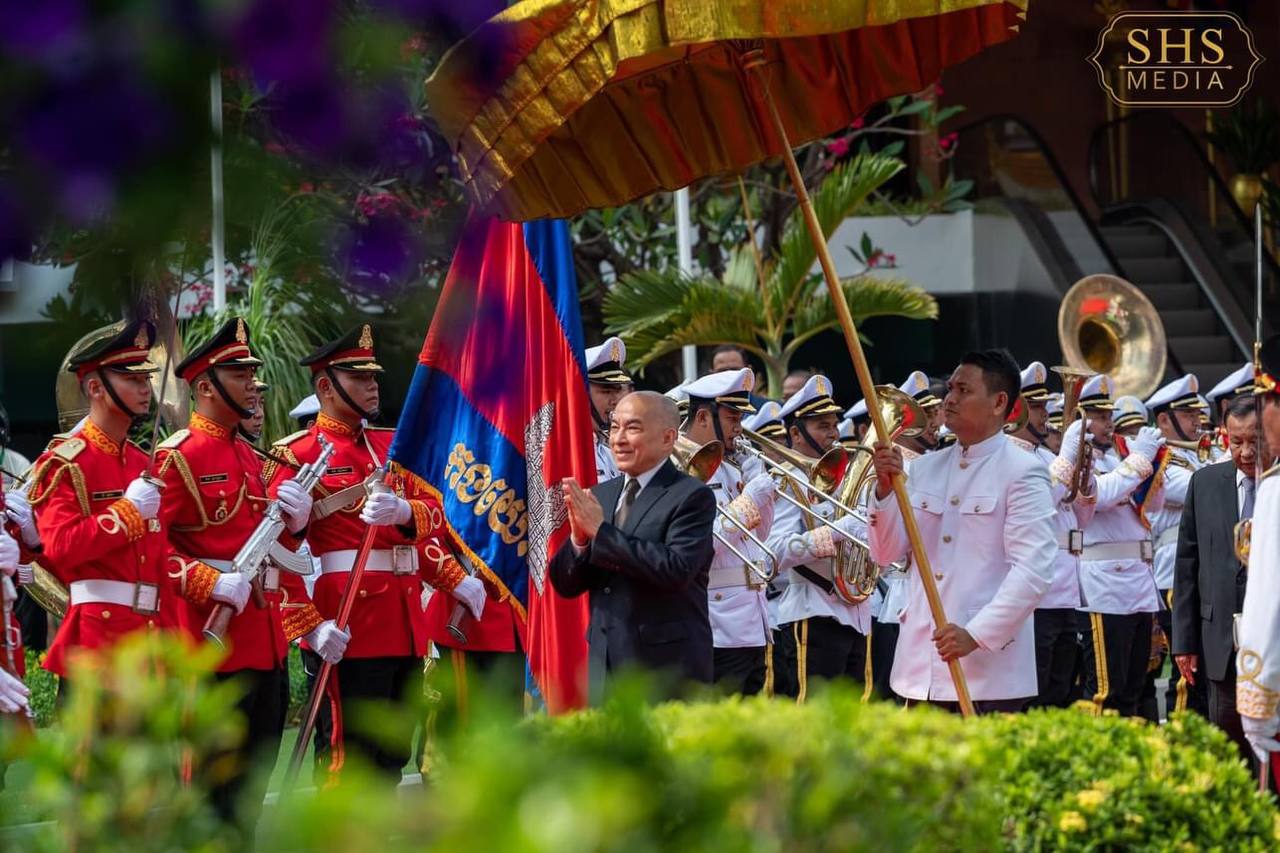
[768,153,905,320]
[603,269,766,370]
[788,274,937,353]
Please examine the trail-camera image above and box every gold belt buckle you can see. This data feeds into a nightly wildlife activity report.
[132,582,160,615]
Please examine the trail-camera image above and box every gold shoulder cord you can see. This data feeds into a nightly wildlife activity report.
[162,449,250,532]
[28,459,91,517]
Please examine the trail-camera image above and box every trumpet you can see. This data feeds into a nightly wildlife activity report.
[1168,433,1214,464]
[1053,366,1095,504]
[671,435,779,584]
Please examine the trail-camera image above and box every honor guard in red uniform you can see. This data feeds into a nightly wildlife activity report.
[156,317,341,826]
[265,325,481,780]
[27,320,178,679]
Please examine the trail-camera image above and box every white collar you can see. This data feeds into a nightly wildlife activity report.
[625,459,667,491]
[958,429,1006,458]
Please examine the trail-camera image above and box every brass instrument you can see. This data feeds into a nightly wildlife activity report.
[1058,274,1166,400]
[1167,434,1214,465]
[672,436,779,584]
[740,428,849,494]
[1053,365,1095,504]
[1235,517,1251,565]
[830,386,925,604]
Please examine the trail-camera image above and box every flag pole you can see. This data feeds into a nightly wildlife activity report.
[676,187,697,383]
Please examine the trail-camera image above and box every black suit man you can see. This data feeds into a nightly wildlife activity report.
[1172,395,1265,762]
[549,391,717,702]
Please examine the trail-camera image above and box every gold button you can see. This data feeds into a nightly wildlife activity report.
[358,589,368,598]
[714,593,722,601]
[921,501,928,509]
[943,535,952,543]
[934,574,944,581]
[950,496,959,506]
[140,556,146,564]
[102,610,111,619]
[148,620,155,628]
[959,461,969,470]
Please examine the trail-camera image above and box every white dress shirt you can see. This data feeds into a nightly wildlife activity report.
[706,458,775,648]
[612,458,665,513]
[868,430,1057,702]
[1078,447,1164,615]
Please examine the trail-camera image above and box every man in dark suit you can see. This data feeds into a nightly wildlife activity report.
[1172,394,1266,762]
[549,391,717,701]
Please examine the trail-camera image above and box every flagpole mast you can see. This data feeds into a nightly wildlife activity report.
[676,187,697,383]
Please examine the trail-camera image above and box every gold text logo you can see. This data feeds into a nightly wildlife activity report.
[1089,12,1263,108]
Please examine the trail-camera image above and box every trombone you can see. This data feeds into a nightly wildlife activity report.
[671,435,780,584]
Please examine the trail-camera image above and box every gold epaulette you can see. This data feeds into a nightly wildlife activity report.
[275,429,310,447]
[51,437,85,461]
[158,429,191,450]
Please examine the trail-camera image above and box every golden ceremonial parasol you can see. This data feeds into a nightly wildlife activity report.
[429,0,1028,716]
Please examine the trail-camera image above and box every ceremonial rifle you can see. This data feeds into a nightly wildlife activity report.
[0,490,34,732]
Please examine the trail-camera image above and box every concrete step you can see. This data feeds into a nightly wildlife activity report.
[1141,283,1200,310]
[1123,256,1186,284]
[1169,335,1236,365]
[1159,308,1218,337]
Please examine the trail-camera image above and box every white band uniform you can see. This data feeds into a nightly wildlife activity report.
[318,546,419,575]
[1080,540,1154,563]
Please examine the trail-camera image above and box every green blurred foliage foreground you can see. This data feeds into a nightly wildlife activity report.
[0,634,1277,851]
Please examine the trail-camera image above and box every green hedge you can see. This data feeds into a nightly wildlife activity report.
[5,640,1278,851]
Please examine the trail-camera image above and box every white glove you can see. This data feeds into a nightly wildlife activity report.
[452,575,487,620]
[4,491,40,547]
[1242,714,1280,766]
[276,479,314,534]
[1056,419,1084,468]
[360,491,412,527]
[0,533,17,577]
[742,472,777,508]
[1127,426,1165,465]
[0,668,30,715]
[124,477,161,520]
[211,573,251,614]
[833,513,866,544]
[740,452,767,483]
[303,620,351,665]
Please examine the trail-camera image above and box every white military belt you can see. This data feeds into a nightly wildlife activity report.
[1055,530,1084,555]
[318,546,418,575]
[707,564,763,591]
[1081,540,1154,563]
[69,579,160,615]
[1155,527,1180,551]
[195,558,280,592]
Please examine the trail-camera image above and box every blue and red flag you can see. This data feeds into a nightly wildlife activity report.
[389,216,595,711]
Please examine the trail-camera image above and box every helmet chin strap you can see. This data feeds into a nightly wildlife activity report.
[325,367,377,422]
[1026,422,1049,446]
[794,419,825,456]
[98,370,149,424]
[591,399,609,432]
[206,368,254,420]
[1168,410,1195,443]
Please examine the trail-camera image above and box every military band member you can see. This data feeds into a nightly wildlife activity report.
[682,369,776,695]
[897,370,942,454]
[843,399,871,444]
[868,351,1057,712]
[0,405,31,491]
[1207,362,1257,427]
[1236,335,1280,767]
[585,337,630,483]
[266,325,482,781]
[1074,378,1167,718]
[1144,375,1210,718]
[765,375,865,700]
[27,321,188,679]
[154,318,340,824]
[289,394,321,430]
[1045,394,1065,447]
[745,401,787,447]
[1009,362,1093,708]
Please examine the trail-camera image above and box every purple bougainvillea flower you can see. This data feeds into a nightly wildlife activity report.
[228,0,334,89]
[339,212,424,294]
[0,0,86,63]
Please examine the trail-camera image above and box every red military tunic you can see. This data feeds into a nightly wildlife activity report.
[157,412,322,672]
[424,591,521,654]
[0,507,39,677]
[28,420,177,676]
[265,413,465,659]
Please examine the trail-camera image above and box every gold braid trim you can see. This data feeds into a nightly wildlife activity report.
[409,498,444,542]
[723,492,761,531]
[807,526,837,560]
[281,602,324,643]
[160,449,247,532]
[109,498,146,542]
[167,557,221,606]
[29,458,91,516]
[1237,680,1280,720]
[422,540,466,592]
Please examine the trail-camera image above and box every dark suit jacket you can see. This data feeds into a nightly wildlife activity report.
[548,460,716,699]
[1172,461,1247,682]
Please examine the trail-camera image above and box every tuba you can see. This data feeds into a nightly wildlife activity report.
[831,387,926,604]
[1058,274,1166,400]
